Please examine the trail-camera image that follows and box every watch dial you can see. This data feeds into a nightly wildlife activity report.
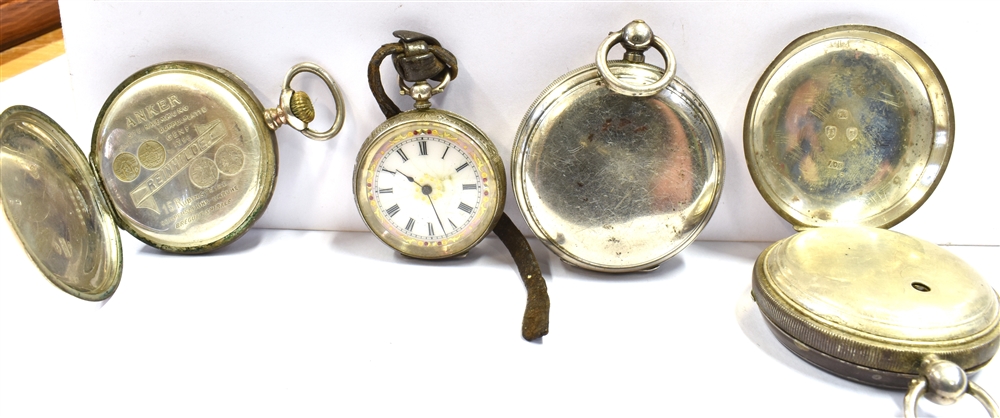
[357,119,503,259]
[375,134,483,240]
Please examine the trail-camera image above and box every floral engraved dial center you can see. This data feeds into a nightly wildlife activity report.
[369,129,486,243]
[355,114,505,260]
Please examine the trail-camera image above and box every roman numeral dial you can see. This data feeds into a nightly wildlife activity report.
[355,119,504,260]
[368,133,487,243]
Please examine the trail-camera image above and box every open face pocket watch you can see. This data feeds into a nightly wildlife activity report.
[354,31,549,341]
[1,62,345,300]
[511,20,724,273]
[745,25,999,416]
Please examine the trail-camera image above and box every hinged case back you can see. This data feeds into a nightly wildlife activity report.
[744,25,999,390]
[744,25,952,231]
[1,106,122,301]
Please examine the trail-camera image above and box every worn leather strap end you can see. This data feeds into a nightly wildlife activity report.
[493,213,550,341]
[427,44,459,82]
[368,43,405,119]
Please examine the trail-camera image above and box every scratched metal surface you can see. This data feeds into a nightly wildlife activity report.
[745,26,951,230]
[92,63,277,253]
[513,62,723,272]
[0,106,121,300]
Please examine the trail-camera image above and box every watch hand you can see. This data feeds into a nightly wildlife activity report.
[427,194,446,234]
[395,169,421,186]
[398,169,435,196]
[397,169,446,233]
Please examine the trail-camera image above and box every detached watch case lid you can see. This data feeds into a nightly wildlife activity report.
[512,20,724,273]
[1,106,123,301]
[745,25,999,416]
[1,61,344,301]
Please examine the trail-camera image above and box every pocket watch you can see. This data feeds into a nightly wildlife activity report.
[745,25,999,416]
[1,62,345,300]
[354,31,549,340]
[511,20,724,273]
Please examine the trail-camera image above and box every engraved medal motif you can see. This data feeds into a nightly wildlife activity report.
[1,62,344,303]
[137,140,165,168]
[112,153,140,182]
[89,62,343,253]
[123,119,234,213]
[215,143,245,176]
[95,71,269,250]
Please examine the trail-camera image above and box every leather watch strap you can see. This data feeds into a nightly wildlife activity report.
[367,33,551,341]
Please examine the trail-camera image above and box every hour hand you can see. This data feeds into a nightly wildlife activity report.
[395,169,419,185]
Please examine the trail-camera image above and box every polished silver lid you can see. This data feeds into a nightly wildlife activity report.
[754,226,1000,388]
[745,25,952,230]
[512,21,724,272]
[89,61,344,254]
[746,26,1000,414]
[90,62,279,253]
[1,106,122,301]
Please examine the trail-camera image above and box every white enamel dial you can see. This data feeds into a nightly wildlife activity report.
[374,134,483,240]
[355,113,505,259]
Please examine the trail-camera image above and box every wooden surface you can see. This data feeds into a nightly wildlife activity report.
[0,0,60,50]
[0,0,63,81]
[0,28,63,81]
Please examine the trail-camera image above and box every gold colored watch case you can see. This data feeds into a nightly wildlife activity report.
[746,25,999,389]
[354,108,506,260]
[0,62,285,300]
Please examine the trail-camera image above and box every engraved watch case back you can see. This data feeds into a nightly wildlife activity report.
[512,21,724,273]
[2,61,342,300]
[93,62,277,254]
[1,106,122,301]
[745,25,1000,390]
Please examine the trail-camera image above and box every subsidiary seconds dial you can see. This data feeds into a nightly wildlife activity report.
[355,116,505,260]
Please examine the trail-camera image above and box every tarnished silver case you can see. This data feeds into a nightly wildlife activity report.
[0,62,285,300]
[1,106,123,301]
[512,60,724,273]
[746,25,1000,391]
[92,62,278,254]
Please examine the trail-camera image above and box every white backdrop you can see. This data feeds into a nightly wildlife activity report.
[3,3,1000,417]
[56,1,999,245]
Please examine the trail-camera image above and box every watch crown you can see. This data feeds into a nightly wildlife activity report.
[621,20,653,63]
[289,91,315,123]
